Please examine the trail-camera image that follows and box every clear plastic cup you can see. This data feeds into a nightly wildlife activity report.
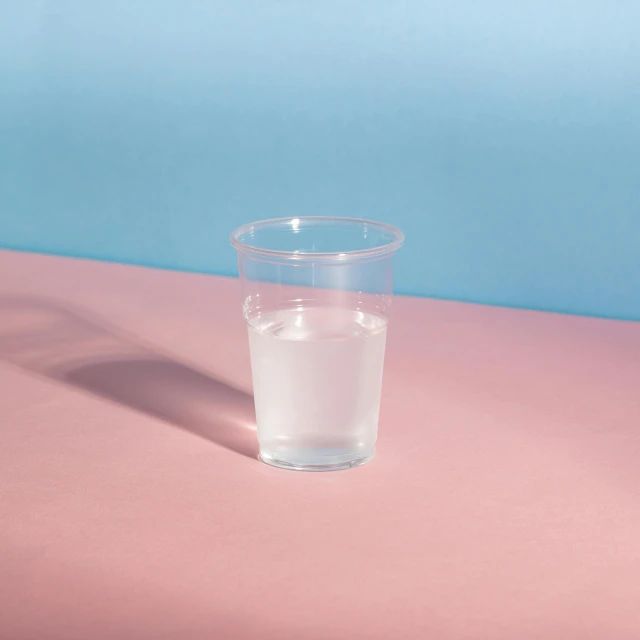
[230,216,404,471]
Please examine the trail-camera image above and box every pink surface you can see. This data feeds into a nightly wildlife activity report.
[1,250,639,640]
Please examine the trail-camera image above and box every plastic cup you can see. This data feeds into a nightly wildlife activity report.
[231,216,404,471]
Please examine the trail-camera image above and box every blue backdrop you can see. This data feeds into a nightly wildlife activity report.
[1,2,639,320]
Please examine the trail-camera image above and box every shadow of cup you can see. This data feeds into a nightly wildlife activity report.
[0,295,257,459]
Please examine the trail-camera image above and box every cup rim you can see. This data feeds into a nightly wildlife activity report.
[230,216,404,263]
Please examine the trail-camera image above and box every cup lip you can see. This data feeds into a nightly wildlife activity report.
[230,216,404,263]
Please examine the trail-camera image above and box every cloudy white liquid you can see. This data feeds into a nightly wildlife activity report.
[248,307,387,470]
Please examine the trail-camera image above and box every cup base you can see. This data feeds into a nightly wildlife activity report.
[259,448,375,472]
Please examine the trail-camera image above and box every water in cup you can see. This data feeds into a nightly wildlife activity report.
[248,306,387,470]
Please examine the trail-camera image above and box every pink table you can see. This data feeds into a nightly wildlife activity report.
[1,250,639,639]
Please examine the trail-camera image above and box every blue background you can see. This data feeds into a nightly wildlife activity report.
[1,2,639,320]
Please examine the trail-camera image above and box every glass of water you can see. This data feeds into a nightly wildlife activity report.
[231,217,404,471]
